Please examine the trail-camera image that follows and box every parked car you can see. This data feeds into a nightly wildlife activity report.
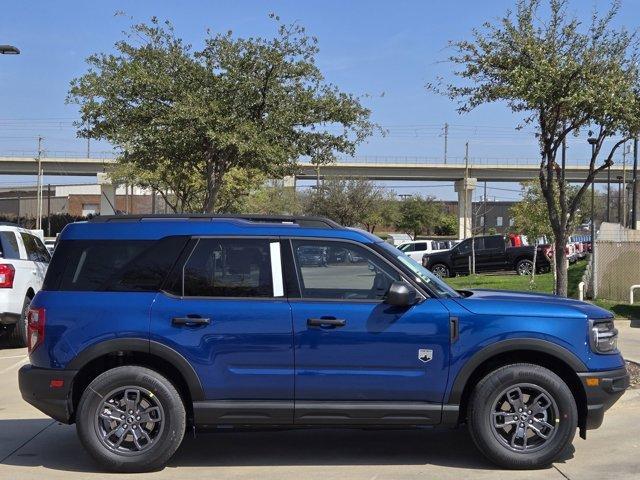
[19,215,627,472]
[422,234,550,278]
[297,246,328,267]
[398,239,452,262]
[386,232,413,246]
[0,223,50,346]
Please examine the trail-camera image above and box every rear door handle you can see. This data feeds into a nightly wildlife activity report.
[307,317,346,328]
[172,316,211,327]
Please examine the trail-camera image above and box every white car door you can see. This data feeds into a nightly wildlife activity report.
[408,241,429,262]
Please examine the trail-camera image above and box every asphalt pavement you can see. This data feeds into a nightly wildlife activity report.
[0,321,638,480]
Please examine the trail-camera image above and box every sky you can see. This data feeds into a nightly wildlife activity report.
[1,0,638,201]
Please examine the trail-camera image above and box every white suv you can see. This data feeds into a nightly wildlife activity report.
[397,239,454,262]
[0,224,50,346]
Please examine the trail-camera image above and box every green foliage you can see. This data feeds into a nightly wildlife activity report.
[361,191,399,233]
[435,0,640,296]
[433,213,457,236]
[395,195,443,239]
[511,181,554,242]
[242,181,302,215]
[68,16,375,213]
[302,177,386,227]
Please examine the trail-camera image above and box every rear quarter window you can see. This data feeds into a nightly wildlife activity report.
[43,236,188,292]
[0,231,21,259]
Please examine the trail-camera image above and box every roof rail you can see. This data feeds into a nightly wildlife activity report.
[89,214,342,229]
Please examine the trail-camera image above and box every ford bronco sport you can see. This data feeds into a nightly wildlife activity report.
[19,215,628,472]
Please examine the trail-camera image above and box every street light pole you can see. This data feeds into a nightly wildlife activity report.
[606,163,611,222]
[588,137,598,297]
[633,137,639,230]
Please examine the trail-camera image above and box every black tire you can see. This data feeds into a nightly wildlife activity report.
[431,263,450,278]
[76,366,186,473]
[8,295,31,348]
[468,363,577,469]
[516,259,534,276]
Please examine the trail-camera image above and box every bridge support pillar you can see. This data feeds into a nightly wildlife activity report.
[454,178,477,239]
[97,172,116,215]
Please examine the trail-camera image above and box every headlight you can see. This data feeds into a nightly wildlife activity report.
[589,319,618,354]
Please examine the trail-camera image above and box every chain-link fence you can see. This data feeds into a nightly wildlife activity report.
[594,222,640,302]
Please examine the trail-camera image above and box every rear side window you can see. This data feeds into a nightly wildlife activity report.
[175,238,274,298]
[43,237,188,292]
[20,233,50,262]
[0,232,20,259]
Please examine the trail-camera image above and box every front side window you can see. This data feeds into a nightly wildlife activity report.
[398,243,413,252]
[181,238,273,298]
[292,240,399,300]
[457,239,471,255]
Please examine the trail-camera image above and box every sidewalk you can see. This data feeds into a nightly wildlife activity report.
[616,319,640,363]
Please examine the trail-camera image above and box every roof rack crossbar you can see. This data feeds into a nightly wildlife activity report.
[89,214,342,229]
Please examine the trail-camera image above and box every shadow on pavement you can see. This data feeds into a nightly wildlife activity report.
[0,419,573,473]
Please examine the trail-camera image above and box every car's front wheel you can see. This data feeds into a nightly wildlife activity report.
[76,366,186,473]
[467,363,577,469]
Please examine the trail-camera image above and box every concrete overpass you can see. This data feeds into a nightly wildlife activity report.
[0,155,630,238]
[0,155,627,182]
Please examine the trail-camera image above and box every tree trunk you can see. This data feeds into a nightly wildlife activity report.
[530,244,538,288]
[554,238,568,297]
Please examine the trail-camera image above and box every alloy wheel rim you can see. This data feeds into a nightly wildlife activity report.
[433,265,448,277]
[490,383,559,453]
[94,386,164,455]
[518,262,533,275]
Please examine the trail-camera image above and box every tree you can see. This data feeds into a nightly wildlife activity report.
[361,191,398,233]
[395,195,442,239]
[303,177,385,227]
[434,0,640,296]
[511,182,555,286]
[242,180,302,215]
[68,16,375,213]
[434,213,457,236]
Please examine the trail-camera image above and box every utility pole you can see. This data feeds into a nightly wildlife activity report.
[606,163,611,223]
[617,176,623,224]
[633,137,639,229]
[443,123,449,164]
[483,180,487,235]
[35,136,43,230]
[86,119,91,158]
[46,184,51,237]
[561,127,566,182]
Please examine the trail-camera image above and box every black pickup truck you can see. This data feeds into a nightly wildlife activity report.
[421,234,550,278]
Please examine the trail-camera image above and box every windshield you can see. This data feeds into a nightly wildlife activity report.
[377,241,460,298]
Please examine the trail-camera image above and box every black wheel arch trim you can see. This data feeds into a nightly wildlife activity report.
[66,338,205,401]
[446,338,587,404]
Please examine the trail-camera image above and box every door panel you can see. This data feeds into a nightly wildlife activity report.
[149,237,294,406]
[291,299,451,403]
[150,294,293,400]
[288,239,451,418]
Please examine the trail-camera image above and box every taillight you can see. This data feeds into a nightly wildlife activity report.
[0,264,15,288]
[27,307,46,354]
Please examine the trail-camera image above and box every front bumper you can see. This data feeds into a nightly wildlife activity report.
[578,366,629,433]
[19,364,77,424]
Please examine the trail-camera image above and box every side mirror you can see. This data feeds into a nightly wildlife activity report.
[385,281,417,307]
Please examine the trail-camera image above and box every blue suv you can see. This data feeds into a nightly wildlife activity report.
[18,215,629,472]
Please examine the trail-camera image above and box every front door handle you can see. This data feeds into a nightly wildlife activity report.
[172,315,211,327]
[307,317,346,328]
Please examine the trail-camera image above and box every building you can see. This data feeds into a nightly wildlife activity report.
[0,184,170,218]
[442,199,517,235]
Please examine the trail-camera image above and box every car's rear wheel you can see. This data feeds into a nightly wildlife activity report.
[8,295,31,348]
[76,366,186,473]
[516,259,534,276]
[431,264,450,278]
[468,363,577,469]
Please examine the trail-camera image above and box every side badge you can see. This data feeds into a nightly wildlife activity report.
[418,348,433,363]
